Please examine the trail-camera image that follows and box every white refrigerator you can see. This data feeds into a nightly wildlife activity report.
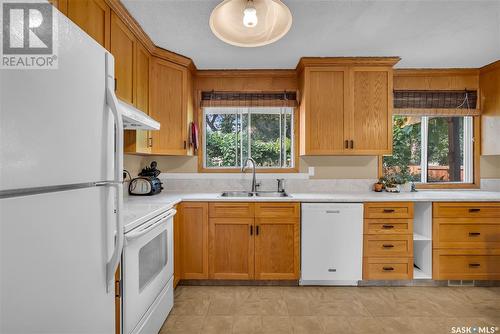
[0,9,125,334]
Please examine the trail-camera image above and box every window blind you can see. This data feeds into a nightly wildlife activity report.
[393,90,479,116]
[200,91,298,108]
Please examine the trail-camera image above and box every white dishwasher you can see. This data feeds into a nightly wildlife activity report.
[301,203,363,286]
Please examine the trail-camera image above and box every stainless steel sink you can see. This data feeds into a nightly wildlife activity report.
[255,191,290,198]
[220,191,254,197]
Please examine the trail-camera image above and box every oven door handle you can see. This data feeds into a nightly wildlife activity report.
[125,209,176,241]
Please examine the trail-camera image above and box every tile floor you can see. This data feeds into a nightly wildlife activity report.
[160,285,500,334]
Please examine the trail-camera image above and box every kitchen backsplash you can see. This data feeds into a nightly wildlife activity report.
[156,176,376,193]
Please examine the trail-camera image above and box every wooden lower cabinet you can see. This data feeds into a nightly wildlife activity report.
[363,202,414,280]
[209,218,255,279]
[173,205,181,288]
[179,202,208,279]
[254,218,300,280]
[177,201,300,282]
[363,257,413,280]
[433,249,500,280]
[432,202,500,280]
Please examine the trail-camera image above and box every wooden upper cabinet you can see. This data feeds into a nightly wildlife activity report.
[134,42,150,113]
[298,58,398,156]
[49,0,68,14]
[150,57,193,155]
[209,218,254,280]
[110,12,135,105]
[301,67,347,154]
[66,0,110,50]
[348,68,392,154]
[124,42,151,154]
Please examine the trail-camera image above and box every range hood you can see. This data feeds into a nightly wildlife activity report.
[118,99,160,130]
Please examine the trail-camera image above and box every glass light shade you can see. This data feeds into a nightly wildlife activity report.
[209,0,292,47]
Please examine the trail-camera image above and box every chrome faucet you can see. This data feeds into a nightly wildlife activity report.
[277,178,285,193]
[242,158,258,193]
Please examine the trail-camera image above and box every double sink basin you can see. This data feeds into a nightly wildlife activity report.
[220,191,290,198]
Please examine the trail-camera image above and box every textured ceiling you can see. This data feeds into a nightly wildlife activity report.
[122,0,500,69]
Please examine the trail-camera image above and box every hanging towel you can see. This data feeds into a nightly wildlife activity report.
[190,122,199,151]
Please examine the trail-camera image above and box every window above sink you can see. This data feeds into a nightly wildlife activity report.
[202,106,297,172]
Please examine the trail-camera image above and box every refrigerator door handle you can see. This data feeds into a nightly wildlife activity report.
[105,53,124,292]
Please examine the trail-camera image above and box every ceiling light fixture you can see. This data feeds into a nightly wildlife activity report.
[243,0,258,28]
[209,0,292,48]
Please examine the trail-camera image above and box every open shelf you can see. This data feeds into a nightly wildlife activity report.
[414,233,431,241]
[414,267,432,279]
[413,202,433,280]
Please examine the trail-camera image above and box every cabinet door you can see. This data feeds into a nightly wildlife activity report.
[150,57,188,155]
[303,67,347,155]
[124,42,151,154]
[348,68,392,154]
[180,202,208,279]
[209,218,254,280]
[255,218,300,280]
[110,12,135,105]
[67,0,110,50]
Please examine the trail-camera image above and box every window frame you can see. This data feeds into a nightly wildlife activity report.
[198,106,299,173]
[378,116,480,189]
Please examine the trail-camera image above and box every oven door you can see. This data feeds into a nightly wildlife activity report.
[123,208,175,334]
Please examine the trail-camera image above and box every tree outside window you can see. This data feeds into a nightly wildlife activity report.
[204,107,293,169]
[383,115,473,184]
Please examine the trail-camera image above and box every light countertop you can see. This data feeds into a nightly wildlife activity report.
[122,190,500,231]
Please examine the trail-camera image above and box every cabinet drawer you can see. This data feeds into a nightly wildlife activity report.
[364,202,414,219]
[209,202,254,218]
[364,235,413,257]
[433,249,500,280]
[364,219,413,235]
[433,202,500,218]
[434,221,500,248]
[254,202,300,218]
[363,257,413,280]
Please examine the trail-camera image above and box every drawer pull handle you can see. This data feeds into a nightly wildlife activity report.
[250,225,253,235]
[469,263,481,268]
[469,208,481,212]
[382,224,394,229]
[326,210,340,214]
[382,244,394,248]
[383,209,395,213]
[468,232,481,236]
[382,267,394,271]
